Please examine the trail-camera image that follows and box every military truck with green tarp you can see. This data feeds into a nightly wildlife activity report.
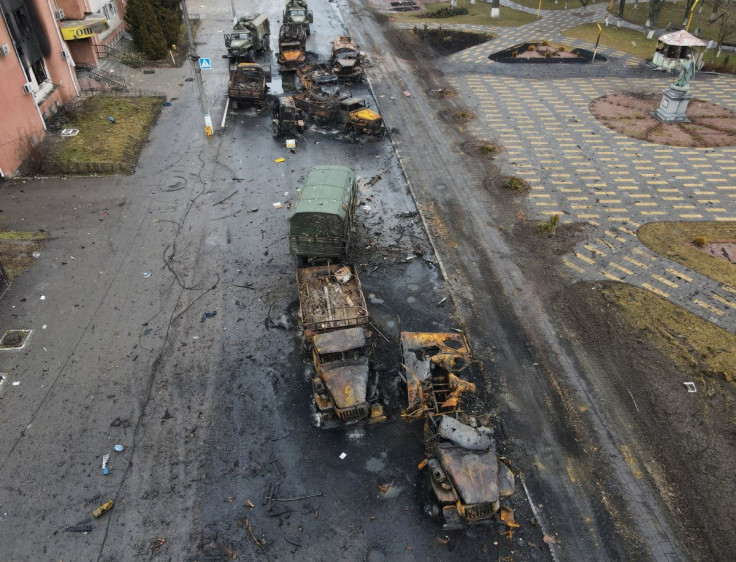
[284,0,313,35]
[289,165,357,262]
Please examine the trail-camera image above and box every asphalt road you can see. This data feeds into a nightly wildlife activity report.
[0,0,685,561]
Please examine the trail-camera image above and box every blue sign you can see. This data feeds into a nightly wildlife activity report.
[199,58,211,69]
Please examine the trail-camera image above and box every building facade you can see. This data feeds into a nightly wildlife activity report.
[0,0,119,177]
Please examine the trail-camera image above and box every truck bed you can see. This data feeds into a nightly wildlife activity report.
[297,264,370,342]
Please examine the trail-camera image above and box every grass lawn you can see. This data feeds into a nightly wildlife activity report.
[513,0,608,11]
[563,23,658,59]
[613,2,727,43]
[601,282,736,383]
[0,230,48,279]
[55,96,163,171]
[638,221,736,288]
[390,1,539,27]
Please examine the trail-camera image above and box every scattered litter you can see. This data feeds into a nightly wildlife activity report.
[403,90,412,97]
[40,295,46,300]
[142,271,152,278]
[101,453,110,475]
[684,381,697,393]
[500,507,520,528]
[92,500,114,518]
[200,311,217,323]
[32,252,41,258]
[108,116,116,124]
[163,102,172,106]
[437,297,447,305]
[148,538,166,553]
[246,500,255,508]
[368,175,381,186]
[285,139,296,149]
[274,157,285,163]
[543,534,558,545]
[249,208,259,213]
[334,266,353,284]
[273,202,284,209]
[339,452,347,460]
[436,535,450,545]
[405,254,416,262]
[42,325,47,329]
[362,205,372,212]
[284,192,289,197]
[113,444,124,452]
[379,481,394,494]
[12,381,20,386]
[60,128,79,137]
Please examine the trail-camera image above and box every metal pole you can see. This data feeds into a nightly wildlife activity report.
[181,0,213,136]
[231,0,236,21]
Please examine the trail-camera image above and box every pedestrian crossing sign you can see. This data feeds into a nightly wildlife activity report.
[199,58,211,69]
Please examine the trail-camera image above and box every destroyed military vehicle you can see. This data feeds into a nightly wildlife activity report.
[331,36,364,82]
[283,0,313,35]
[421,413,515,530]
[271,95,305,137]
[224,13,270,61]
[400,332,476,418]
[278,23,307,70]
[311,326,385,428]
[292,91,384,136]
[289,165,358,262]
[296,62,338,91]
[228,63,271,108]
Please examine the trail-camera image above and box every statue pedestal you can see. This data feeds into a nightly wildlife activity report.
[653,87,692,123]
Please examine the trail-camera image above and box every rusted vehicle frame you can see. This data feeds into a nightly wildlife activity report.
[297,264,370,345]
[400,332,475,418]
[421,413,515,530]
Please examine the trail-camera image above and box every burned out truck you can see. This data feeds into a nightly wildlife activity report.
[228,63,271,109]
[421,413,515,530]
[224,13,270,62]
[297,265,383,428]
[283,0,313,35]
[400,331,476,418]
[311,326,385,427]
[331,36,364,82]
[277,23,307,71]
[292,90,384,136]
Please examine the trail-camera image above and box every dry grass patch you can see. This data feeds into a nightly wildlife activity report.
[638,222,736,288]
[0,230,48,279]
[601,282,736,383]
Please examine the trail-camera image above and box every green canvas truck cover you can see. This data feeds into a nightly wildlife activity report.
[289,165,356,258]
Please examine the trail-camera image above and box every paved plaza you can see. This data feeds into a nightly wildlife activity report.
[399,2,736,333]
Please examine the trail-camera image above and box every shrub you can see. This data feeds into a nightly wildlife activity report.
[504,176,527,191]
[545,51,552,58]
[426,7,469,18]
[538,214,560,235]
[693,235,707,247]
[542,40,549,46]
[512,50,518,57]
[528,44,536,51]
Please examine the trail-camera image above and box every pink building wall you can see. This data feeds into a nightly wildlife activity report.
[0,0,80,177]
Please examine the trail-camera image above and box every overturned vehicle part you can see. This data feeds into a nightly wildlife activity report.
[421,414,515,530]
[400,332,475,418]
[311,327,385,428]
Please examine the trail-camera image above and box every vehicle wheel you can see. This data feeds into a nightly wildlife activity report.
[231,100,239,110]
[246,49,255,63]
[263,34,270,51]
[272,121,280,138]
[306,25,311,36]
[416,471,441,519]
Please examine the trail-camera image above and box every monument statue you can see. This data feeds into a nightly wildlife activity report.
[672,54,695,92]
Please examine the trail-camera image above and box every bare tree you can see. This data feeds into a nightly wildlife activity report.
[714,6,736,56]
[682,0,698,26]
[578,0,593,10]
[618,0,626,19]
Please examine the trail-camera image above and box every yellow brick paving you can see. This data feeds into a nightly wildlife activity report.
[455,70,736,330]
[396,1,736,332]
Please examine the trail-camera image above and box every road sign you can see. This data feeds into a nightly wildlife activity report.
[199,58,211,69]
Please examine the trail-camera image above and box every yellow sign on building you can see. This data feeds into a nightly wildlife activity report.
[60,16,109,40]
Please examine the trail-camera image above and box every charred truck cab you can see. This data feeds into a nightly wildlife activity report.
[312,327,385,428]
[422,414,515,530]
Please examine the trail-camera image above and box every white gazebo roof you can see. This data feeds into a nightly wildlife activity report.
[658,30,707,47]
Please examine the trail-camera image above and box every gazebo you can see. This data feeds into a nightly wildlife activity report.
[652,30,707,71]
